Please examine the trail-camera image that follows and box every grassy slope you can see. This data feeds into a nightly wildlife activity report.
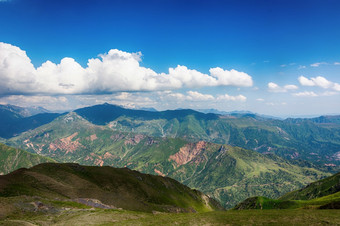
[0,197,339,226]
[234,170,340,210]
[280,171,340,200]
[234,192,340,210]
[0,163,222,213]
[0,143,54,175]
[6,113,331,208]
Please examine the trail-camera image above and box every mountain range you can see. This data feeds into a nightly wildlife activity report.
[4,110,332,208]
[1,103,340,208]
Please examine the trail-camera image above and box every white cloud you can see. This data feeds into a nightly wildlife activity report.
[161,90,221,102]
[292,91,318,97]
[310,62,327,67]
[256,98,264,101]
[0,42,253,95]
[186,91,214,101]
[217,94,247,102]
[321,91,338,96]
[0,95,69,110]
[333,83,340,91]
[209,67,253,87]
[298,76,339,91]
[298,65,306,69]
[284,84,298,90]
[266,102,287,106]
[268,82,298,92]
[114,92,132,100]
[334,62,340,65]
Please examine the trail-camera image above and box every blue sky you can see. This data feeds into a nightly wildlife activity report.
[0,0,340,117]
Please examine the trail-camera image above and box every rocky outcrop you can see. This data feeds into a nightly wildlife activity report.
[169,141,207,167]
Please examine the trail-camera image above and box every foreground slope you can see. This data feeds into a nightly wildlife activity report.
[0,143,54,175]
[1,203,339,225]
[7,112,331,208]
[280,171,340,201]
[234,171,340,210]
[0,163,222,213]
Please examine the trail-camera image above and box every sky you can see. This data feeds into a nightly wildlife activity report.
[0,0,340,117]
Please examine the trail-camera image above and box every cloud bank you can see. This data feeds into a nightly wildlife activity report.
[0,42,253,95]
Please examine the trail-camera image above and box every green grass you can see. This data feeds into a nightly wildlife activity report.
[1,208,340,225]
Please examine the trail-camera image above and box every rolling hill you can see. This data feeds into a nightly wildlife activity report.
[0,143,54,175]
[0,163,222,213]
[234,171,340,210]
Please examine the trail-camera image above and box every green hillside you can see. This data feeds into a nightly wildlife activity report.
[73,104,340,166]
[2,103,340,166]
[6,112,331,208]
[234,171,340,210]
[0,163,222,213]
[280,171,340,200]
[0,143,54,175]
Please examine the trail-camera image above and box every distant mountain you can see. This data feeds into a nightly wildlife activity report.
[0,143,54,175]
[234,171,340,210]
[7,112,331,208]
[74,103,218,125]
[0,106,62,138]
[286,115,340,125]
[2,103,340,165]
[138,107,158,112]
[0,163,223,212]
[0,104,50,117]
[196,108,230,115]
[72,103,340,165]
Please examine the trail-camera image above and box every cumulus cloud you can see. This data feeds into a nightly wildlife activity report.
[0,42,253,95]
[292,91,318,97]
[298,76,340,91]
[209,67,253,87]
[217,94,247,102]
[268,82,298,92]
[160,90,246,102]
[186,91,214,101]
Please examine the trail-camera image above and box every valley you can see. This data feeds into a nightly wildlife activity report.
[2,105,337,208]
